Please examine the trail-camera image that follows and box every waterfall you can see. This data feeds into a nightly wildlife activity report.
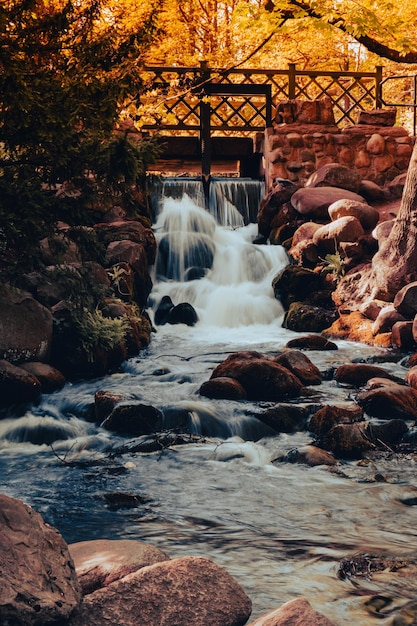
[208,178,265,226]
[150,186,288,330]
[151,176,265,227]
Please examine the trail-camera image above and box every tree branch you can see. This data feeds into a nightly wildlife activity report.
[266,0,417,63]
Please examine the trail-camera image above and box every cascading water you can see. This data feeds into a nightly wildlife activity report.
[151,192,287,329]
[1,182,417,625]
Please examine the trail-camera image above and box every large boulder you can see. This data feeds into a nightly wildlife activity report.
[334,363,398,387]
[312,216,365,255]
[19,361,66,394]
[253,403,309,433]
[69,539,170,595]
[0,359,42,408]
[283,302,339,333]
[199,377,248,400]
[208,351,304,401]
[308,404,364,436]
[317,421,373,459]
[101,403,163,436]
[257,182,298,238]
[105,240,152,307]
[0,494,81,625]
[69,556,252,626]
[0,286,53,364]
[274,350,322,385]
[394,281,417,318]
[291,187,365,220]
[247,597,336,626]
[305,163,362,193]
[356,381,417,420]
[327,199,380,231]
[272,265,329,310]
[94,220,157,265]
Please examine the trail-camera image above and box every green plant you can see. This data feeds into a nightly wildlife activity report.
[75,308,129,362]
[321,245,345,281]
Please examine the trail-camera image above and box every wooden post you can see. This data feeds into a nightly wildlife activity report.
[199,60,211,207]
[375,65,383,109]
[288,63,296,99]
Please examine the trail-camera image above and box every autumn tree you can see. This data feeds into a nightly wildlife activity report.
[0,0,161,279]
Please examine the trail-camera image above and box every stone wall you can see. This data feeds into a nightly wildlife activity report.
[259,97,414,191]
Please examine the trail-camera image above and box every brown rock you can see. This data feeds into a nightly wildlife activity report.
[69,539,170,595]
[291,187,365,220]
[101,403,163,435]
[372,218,395,242]
[0,359,42,407]
[312,216,365,254]
[406,365,417,389]
[372,304,406,335]
[210,352,304,401]
[391,321,415,350]
[274,350,322,385]
[328,199,380,231]
[19,362,66,393]
[366,133,385,154]
[288,240,319,267]
[254,403,309,433]
[69,556,252,626]
[318,421,372,459]
[282,445,337,466]
[357,109,396,126]
[356,382,417,420]
[291,222,322,246]
[0,286,53,364]
[394,281,417,318]
[359,299,385,321]
[94,220,157,265]
[199,376,247,400]
[334,363,397,387]
[309,404,364,435]
[247,597,336,626]
[305,163,361,192]
[285,334,338,350]
[0,494,81,625]
[94,389,125,422]
[324,312,392,347]
[283,302,339,334]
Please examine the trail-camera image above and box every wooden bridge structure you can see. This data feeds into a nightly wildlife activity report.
[139,62,411,180]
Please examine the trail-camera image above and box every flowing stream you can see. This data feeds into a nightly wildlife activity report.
[1,184,417,625]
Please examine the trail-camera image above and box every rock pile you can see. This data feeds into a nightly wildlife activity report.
[0,493,336,626]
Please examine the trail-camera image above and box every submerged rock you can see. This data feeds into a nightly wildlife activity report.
[101,403,163,436]
[247,596,336,626]
[285,334,338,351]
[69,539,170,595]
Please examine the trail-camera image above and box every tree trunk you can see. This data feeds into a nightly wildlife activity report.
[335,140,417,307]
[370,139,417,301]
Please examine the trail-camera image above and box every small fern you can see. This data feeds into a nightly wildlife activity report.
[76,308,129,362]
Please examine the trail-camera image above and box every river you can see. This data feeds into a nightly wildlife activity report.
[1,187,416,625]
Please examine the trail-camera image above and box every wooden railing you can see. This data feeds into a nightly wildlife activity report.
[139,62,383,135]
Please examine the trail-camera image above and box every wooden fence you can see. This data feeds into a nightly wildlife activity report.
[139,62,384,135]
